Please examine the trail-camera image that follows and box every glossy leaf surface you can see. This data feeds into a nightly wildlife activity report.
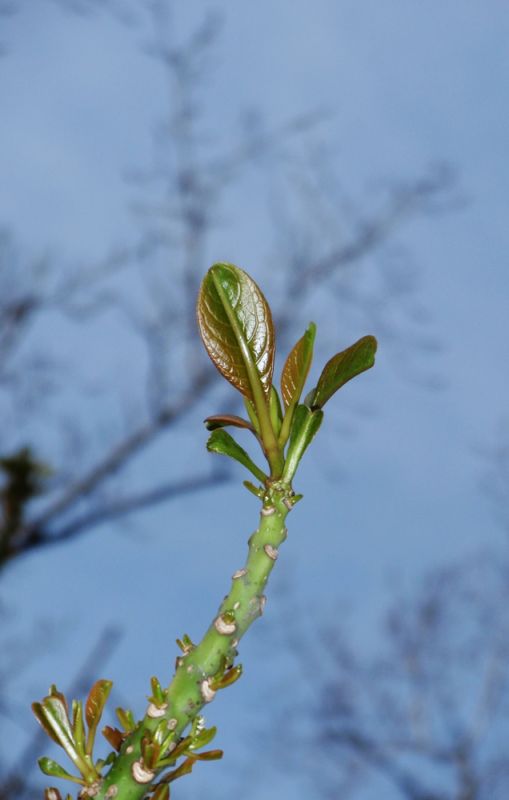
[149,675,166,705]
[280,322,316,409]
[213,664,243,690]
[32,702,63,747]
[38,758,81,784]
[71,701,86,753]
[197,263,275,401]
[32,696,80,764]
[85,679,112,755]
[310,335,377,409]
[283,404,324,482]
[189,725,217,750]
[206,429,267,483]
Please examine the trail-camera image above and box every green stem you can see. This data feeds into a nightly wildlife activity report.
[278,402,295,449]
[95,483,293,800]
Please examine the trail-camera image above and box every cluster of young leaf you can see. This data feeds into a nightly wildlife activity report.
[197,262,377,487]
[32,681,113,793]
[33,677,223,800]
[137,714,223,800]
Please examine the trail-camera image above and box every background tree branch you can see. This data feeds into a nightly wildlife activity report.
[0,2,453,573]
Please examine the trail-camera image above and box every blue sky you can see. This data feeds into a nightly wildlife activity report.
[1,3,508,798]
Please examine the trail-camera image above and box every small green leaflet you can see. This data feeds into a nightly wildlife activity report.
[309,335,377,409]
[85,679,112,756]
[32,695,81,765]
[188,725,218,750]
[38,758,82,784]
[207,429,267,483]
[282,404,324,482]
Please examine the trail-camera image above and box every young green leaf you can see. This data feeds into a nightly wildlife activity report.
[71,700,86,755]
[32,702,63,748]
[207,429,267,484]
[188,725,217,751]
[197,262,275,403]
[282,404,324,483]
[141,736,161,770]
[85,680,112,756]
[309,335,377,409]
[243,480,264,499]
[38,757,83,785]
[116,707,136,733]
[175,634,195,654]
[280,322,316,409]
[269,387,283,437]
[32,695,79,764]
[149,675,166,705]
[193,749,223,761]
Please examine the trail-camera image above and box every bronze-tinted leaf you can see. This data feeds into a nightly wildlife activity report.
[165,757,195,783]
[85,679,112,755]
[280,322,316,409]
[204,414,255,433]
[310,335,377,409]
[212,664,243,691]
[151,785,170,800]
[197,263,275,402]
[169,735,193,761]
[102,725,124,752]
[44,789,63,800]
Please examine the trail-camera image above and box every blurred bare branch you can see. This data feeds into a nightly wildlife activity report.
[277,550,509,799]
[0,2,454,575]
[25,465,229,550]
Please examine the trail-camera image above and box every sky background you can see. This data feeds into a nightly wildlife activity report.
[1,2,508,798]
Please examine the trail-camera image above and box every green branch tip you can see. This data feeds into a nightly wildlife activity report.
[33,262,377,799]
